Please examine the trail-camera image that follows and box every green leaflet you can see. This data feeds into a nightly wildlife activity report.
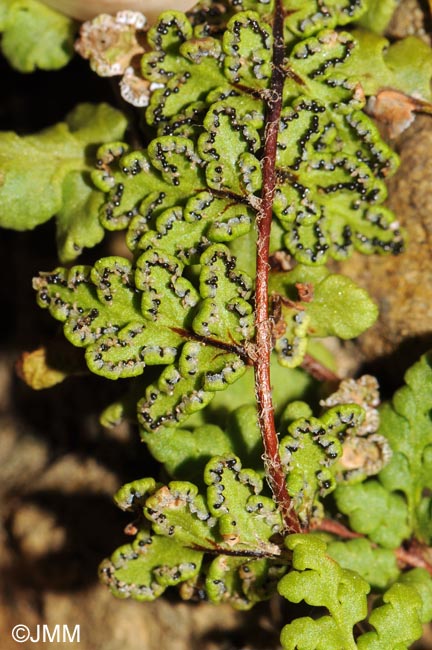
[205,555,286,609]
[137,343,246,432]
[33,244,253,430]
[99,528,203,601]
[142,12,226,126]
[0,104,127,262]
[102,455,287,607]
[339,30,432,100]
[356,0,398,34]
[377,352,432,543]
[139,361,316,481]
[0,0,76,71]
[278,534,370,650]
[92,8,405,265]
[356,582,423,650]
[334,480,410,549]
[327,538,399,590]
[91,135,256,259]
[279,405,364,524]
[269,265,377,369]
[278,535,426,650]
[100,477,203,600]
[144,455,283,555]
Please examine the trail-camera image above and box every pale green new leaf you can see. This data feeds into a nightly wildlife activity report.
[269,266,378,369]
[399,569,432,624]
[0,104,127,261]
[0,0,76,71]
[334,480,410,548]
[327,538,399,590]
[339,30,432,100]
[306,274,378,338]
[378,352,432,543]
[278,534,369,650]
[357,582,423,650]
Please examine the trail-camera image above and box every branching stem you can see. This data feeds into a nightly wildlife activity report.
[254,0,301,534]
[315,519,432,575]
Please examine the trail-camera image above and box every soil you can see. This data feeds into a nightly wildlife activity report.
[1,2,432,649]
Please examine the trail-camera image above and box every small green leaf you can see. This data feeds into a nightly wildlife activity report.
[0,0,76,71]
[327,538,399,590]
[307,274,378,338]
[144,424,232,483]
[399,569,432,624]
[142,11,225,126]
[357,582,423,650]
[340,30,432,100]
[270,267,377,369]
[378,351,432,542]
[206,555,286,610]
[356,0,398,34]
[143,454,283,556]
[278,534,369,650]
[274,307,310,370]
[205,455,282,554]
[223,11,272,90]
[99,528,203,601]
[334,480,410,548]
[280,406,364,524]
[0,104,127,261]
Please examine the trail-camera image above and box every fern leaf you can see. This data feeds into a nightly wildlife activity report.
[91,8,405,265]
[378,351,432,543]
[278,534,369,650]
[334,480,410,549]
[327,538,399,590]
[280,405,364,524]
[0,104,127,261]
[357,582,423,650]
[0,0,76,71]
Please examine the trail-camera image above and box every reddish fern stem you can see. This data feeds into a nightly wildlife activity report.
[254,0,301,534]
[312,518,363,539]
[395,539,432,576]
[315,520,432,575]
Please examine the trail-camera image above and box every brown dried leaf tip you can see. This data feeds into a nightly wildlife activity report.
[367,89,432,139]
[75,10,154,107]
[321,375,392,478]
